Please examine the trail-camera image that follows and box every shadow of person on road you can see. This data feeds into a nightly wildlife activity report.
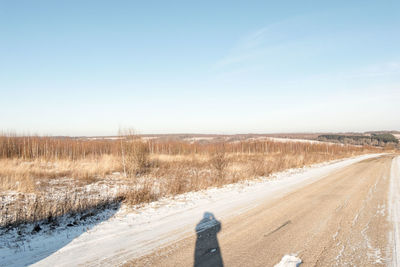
[194,212,223,267]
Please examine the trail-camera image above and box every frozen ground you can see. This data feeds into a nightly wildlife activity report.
[0,173,133,227]
[0,154,384,266]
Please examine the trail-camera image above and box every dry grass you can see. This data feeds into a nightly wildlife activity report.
[0,155,122,192]
[0,133,383,228]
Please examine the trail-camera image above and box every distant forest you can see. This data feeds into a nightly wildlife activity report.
[318,133,399,146]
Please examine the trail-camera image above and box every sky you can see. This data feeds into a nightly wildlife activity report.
[1,0,399,136]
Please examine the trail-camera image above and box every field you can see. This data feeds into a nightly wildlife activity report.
[0,133,383,229]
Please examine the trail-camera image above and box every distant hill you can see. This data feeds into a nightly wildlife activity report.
[318,133,398,146]
[74,131,400,146]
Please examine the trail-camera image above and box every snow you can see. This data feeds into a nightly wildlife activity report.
[389,156,400,266]
[84,137,123,140]
[229,136,324,144]
[274,255,302,267]
[266,137,322,144]
[0,154,383,266]
[0,206,120,267]
[184,137,214,142]
[140,136,159,140]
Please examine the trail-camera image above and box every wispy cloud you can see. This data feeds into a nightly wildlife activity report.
[212,16,313,71]
[213,25,277,69]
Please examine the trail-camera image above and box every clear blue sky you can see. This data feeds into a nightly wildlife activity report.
[1,1,399,136]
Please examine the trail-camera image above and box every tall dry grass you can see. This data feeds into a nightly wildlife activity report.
[0,155,122,192]
[0,133,382,228]
[0,133,379,160]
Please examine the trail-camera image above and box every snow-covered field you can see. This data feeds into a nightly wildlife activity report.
[0,153,383,267]
[265,137,322,144]
[0,174,133,227]
[183,137,215,142]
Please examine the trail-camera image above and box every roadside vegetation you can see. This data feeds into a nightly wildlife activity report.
[0,132,384,228]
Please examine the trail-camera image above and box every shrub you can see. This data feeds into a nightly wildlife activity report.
[119,130,150,176]
[210,144,228,181]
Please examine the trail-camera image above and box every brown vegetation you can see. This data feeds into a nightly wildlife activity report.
[0,133,382,228]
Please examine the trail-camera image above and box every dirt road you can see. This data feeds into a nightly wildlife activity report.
[131,155,398,266]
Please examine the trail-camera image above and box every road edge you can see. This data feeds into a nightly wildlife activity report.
[389,155,400,267]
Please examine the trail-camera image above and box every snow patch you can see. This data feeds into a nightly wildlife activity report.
[266,137,321,144]
[274,255,302,267]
